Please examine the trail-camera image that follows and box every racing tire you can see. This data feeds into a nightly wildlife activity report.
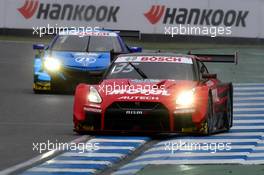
[224,93,233,131]
[74,129,103,136]
[33,77,42,94]
[50,78,65,93]
[201,94,215,135]
[33,89,42,94]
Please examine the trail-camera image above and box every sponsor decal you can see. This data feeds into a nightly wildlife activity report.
[125,110,143,115]
[108,89,170,96]
[144,5,249,27]
[75,55,97,66]
[144,5,165,24]
[130,79,161,83]
[18,0,120,22]
[124,56,138,62]
[118,96,160,100]
[115,56,193,64]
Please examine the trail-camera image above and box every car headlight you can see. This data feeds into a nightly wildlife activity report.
[44,57,61,72]
[87,86,102,103]
[176,89,195,106]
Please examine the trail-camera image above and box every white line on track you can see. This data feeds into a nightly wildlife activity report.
[234,83,264,86]
[28,167,96,173]
[213,132,264,136]
[247,153,264,157]
[253,147,264,151]
[234,92,264,95]
[90,139,146,143]
[234,87,264,90]
[234,120,264,123]
[46,160,112,165]
[234,97,264,100]
[234,114,264,117]
[234,103,264,106]
[232,126,264,129]
[234,108,264,111]
[62,152,125,157]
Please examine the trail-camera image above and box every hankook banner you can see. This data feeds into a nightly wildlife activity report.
[1,0,263,38]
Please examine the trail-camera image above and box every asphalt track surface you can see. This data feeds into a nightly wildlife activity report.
[1,41,264,175]
[0,41,79,170]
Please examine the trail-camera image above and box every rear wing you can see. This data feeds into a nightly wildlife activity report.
[190,52,238,64]
[103,29,141,39]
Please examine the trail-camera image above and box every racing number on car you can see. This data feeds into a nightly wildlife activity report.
[112,63,140,74]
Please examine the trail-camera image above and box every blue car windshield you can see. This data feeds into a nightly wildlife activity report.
[51,35,126,52]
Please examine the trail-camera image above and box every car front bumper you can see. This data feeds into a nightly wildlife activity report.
[74,103,200,134]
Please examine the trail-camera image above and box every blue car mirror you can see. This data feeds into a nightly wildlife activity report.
[129,47,142,53]
[33,44,45,50]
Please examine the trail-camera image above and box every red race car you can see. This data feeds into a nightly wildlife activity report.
[73,52,237,135]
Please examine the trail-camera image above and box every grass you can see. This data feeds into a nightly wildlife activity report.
[0,35,52,43]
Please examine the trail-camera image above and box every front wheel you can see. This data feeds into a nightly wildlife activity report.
[224,93,233,131]
[201,94,215,135]
[50,76,68,93]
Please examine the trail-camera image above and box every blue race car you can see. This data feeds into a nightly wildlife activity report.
[33,30,142,93]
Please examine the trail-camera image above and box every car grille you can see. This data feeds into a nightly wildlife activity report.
[104,102,170,131]
[62,67,105,83]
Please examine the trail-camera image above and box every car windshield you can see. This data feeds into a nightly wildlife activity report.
[106,62,195,80]
[51,35,124,52]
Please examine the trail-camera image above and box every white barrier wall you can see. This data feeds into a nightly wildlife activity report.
[0,0,6,28]
[1,0,263,38]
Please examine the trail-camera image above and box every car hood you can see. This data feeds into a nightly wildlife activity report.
[48,51,111,70]
[97,79,198,99]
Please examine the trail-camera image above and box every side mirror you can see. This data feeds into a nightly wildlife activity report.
[202,73,217,79]
[33,44,45,50]
[129,46,142,53]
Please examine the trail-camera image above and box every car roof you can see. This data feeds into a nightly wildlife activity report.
[58,29,118,36]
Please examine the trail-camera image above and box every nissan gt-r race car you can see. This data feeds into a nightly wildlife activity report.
[33,29,142,93]
[73,52,237,135]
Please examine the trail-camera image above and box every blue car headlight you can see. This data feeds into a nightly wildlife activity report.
[44,57,61,72]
